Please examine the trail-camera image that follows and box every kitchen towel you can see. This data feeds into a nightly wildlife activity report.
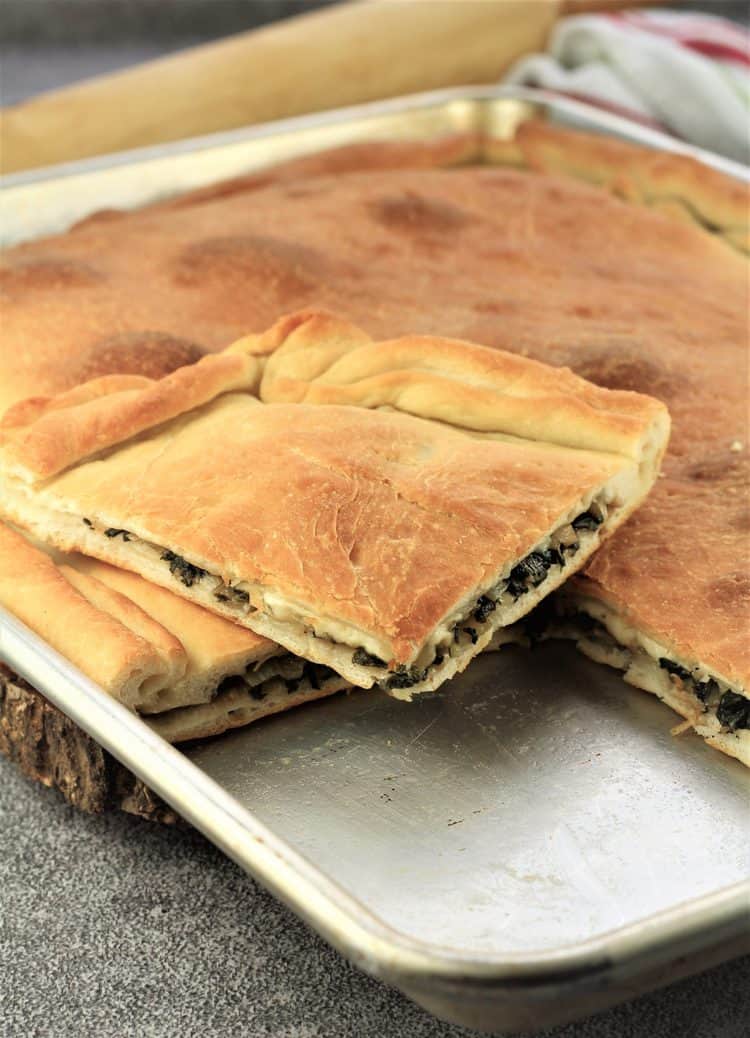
[505,8,750,162]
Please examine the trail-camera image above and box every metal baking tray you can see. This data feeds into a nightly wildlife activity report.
[1,88,749,1034]
[2,85,747,245]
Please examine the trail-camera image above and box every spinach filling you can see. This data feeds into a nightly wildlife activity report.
[216,657,339,704]
[658,658,722,706]
[562,621,749,733]
[105,527,132,542]
[386,665,428,691]
[286,662,338,694]
[160,550,207,588]
[506,552,551,600]
[503,508,601,602]
[90,505,604,696]
[473,595,496,623]
[526,609,749,736]
[571,511,603,533]
[351,651,428,690]
[214,585,251,607]
[716,692,750,732]
[352,648,386,668]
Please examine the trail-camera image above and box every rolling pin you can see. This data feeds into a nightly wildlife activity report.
[0,0,654,174]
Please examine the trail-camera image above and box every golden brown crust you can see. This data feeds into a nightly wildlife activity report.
[155,133,482,213]
[0,522,169,709]
[69,555,275,665]
[0,396,629,664]
[484,120,750,252]
[1,376,154,433]
[259,311,668,461]
[4,308,668,479]
[59,563,188,685]
[2,162,743,416]
[1,352,262,482]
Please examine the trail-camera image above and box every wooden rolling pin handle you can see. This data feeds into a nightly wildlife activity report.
[1,0,660,174]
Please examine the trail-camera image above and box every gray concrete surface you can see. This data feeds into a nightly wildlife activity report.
[2,755,749,1038]
[1,11,749,1037]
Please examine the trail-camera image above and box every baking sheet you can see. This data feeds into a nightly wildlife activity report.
[1,88,749,1034]
[2,85,747,247]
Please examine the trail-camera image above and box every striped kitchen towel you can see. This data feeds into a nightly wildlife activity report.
[505,8,749,163]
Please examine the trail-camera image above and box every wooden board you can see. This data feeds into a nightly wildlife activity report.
[0,664,176,823]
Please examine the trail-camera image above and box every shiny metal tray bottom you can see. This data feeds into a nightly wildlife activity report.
[2,88,749,1034]
[189,644,750,1030]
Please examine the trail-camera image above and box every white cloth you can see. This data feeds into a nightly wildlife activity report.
[505,9,750,163]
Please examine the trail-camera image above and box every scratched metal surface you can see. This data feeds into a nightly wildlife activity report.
[187,643,750,955]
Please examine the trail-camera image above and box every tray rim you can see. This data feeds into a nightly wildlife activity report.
[1,83,749,1028]
[2,84,747,192]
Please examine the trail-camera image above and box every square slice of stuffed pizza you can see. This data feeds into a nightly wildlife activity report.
[0,314,669,698]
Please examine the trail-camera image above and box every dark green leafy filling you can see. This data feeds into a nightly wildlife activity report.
[216,660,339,703]
[506,542,575,600]
[473,595,496,623]
[385,665,428,691]
[286,662,338,694]
[503,509,601,602]
[571,510,603,533]
[507,552,550,599]
[214,585,250,606]
[351,646,443,688]
[161,550,207,587]
[658,658,721,704]
[533,613,748,734]
[216,674,267,702]
[352,648,387,668]
[658,658,691,682]
[716,691,750,732]
[105,528,131,542]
